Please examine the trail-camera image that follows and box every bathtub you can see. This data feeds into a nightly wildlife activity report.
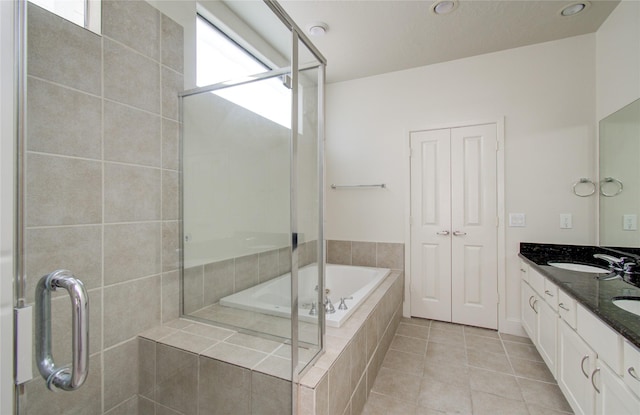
[219,264,390,327]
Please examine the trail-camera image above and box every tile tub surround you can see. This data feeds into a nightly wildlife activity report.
[137,271,403,415]
[183,240,318,314]
[298,271,403,415]
[326,240,404,271]
[23,2,182,414]
[361,319,572,415]
[520,242,640,348]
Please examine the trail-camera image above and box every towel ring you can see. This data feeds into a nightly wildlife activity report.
[600,177,623,197]
[572,178,596,197]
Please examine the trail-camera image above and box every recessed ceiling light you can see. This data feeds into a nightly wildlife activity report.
[308,22,328,36]
[431,1,458,15]
[560,2,590,17]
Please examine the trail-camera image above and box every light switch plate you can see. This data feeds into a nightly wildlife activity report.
[560,213,572,229]
[509,213,526,227]
[623,214,637,231]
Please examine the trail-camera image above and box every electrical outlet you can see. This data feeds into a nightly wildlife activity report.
[509,213,526,227]
[623,214,637,231]
[560,213,572,229]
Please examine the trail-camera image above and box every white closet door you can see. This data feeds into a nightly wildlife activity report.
[409,129,452,322]
[450,124,498,329]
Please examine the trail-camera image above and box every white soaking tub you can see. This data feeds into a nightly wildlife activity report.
[219,264,390,327]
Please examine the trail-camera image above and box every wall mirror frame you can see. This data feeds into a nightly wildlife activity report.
[599,97,640,253]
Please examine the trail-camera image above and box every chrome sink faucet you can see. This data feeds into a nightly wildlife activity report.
[593,253,638,274]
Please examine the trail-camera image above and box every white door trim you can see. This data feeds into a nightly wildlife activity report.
[403,117,507,331]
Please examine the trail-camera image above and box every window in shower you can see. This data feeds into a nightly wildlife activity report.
[196,14,291,128]
[28,0,101,34]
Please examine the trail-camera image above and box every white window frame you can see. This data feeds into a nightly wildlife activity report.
[28,0,101,34]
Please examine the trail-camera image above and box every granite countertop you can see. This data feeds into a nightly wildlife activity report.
[519,242,640,349]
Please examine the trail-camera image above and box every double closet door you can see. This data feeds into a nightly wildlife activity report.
[410,123,498,329]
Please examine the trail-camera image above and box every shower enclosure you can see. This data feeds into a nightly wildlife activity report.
[8,0,324,413]
[180,0,326,384]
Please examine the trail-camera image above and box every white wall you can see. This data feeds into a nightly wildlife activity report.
[596,0,640,121]
[325,34,598,334]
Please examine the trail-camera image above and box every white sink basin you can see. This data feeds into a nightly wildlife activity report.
[547,262,609,273]
[612,297,640,317]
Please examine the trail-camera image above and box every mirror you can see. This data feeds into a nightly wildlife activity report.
[599,98,640,248]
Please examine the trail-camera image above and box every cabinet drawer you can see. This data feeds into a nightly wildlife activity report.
[558,289,576,329]
[577,304,623,375]
[543,278,559,310]
[519,260,529,284]
[624,340,640,399]
[529,267,544,296]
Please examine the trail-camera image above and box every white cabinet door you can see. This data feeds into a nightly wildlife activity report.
[595,361,640,415]
[410,124,498,329]
[537,298,558,378]
[558,320,596,415]
[623,340,640,399]
[521,280,537,341]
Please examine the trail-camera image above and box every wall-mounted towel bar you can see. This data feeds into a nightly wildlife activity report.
[330,183,387,189]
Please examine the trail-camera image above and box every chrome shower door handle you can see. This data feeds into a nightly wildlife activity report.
[35,270,89,391]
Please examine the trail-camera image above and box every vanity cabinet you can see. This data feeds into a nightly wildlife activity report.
[595,360,640,415]
[521,274,537,340]
[558,319,596,415]
[520,263,558,376]
[558,289,577,329]
[537,296,558,376]
[577,304,622,376]
[623,340,640,399]
[520,259,640,414]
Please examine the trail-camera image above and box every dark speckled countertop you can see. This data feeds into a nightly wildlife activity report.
[519,242,640,349]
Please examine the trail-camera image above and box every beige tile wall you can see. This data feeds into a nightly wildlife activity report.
[23,2,182,414]
[183,240,318,313]
[327,240,405,271]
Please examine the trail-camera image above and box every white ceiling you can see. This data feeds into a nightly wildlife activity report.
[278,0,620,83]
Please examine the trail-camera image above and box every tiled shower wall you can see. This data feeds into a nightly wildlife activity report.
[23,2,182,413]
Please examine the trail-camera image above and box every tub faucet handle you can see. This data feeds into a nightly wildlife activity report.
[325,297,336,314]
[338,296,353,310]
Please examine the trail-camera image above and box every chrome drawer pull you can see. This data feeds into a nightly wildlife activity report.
[532,299,538,314]
[591,368,601,393]
[35,270,89,391]
[453,230,467,236]
[628,367,640,382]
[544,289,554,297]
[580,355,590,378]
[436,230,450,236]
[559,303,570,311]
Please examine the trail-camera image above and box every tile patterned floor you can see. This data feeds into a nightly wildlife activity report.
[361,318,574,415]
